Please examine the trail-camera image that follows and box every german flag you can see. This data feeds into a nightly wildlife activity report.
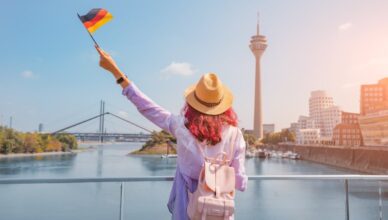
[78,8,113,33]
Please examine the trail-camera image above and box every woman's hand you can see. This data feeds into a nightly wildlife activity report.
[96,46,130,89]
[96,46,119,74]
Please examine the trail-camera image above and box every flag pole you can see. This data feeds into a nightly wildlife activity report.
[77,12,100,48]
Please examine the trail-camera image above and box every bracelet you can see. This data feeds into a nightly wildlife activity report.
[116,76,127,84]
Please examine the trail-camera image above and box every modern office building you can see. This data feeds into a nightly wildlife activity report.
[38,123,44,133]
[308,90,341,138]
[297,116,317,129]
[359,109,388,146]
[296,128,321,145]
[290,90,342,144]
[360,78,388,115]
[309,90,335,119]
[289,122,299,134]
[320,106,342,139]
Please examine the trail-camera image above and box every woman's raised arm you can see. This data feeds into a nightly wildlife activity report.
[96,46,179,136]
[96,46,130,89]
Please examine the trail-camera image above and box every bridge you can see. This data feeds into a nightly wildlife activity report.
[68,132,151,142]
[51,101,153,143]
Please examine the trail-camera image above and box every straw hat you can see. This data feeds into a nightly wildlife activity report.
[184,73,233,115]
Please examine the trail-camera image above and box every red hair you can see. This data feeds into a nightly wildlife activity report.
[183,104,238,146]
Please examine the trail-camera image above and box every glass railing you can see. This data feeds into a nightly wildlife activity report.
[0,175,387,220]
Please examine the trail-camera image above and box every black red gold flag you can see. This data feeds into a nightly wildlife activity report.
[78,8,113,33]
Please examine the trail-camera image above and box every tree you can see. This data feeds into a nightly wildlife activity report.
[55,133,78,151]
[45,136,62,152]
[0,128,4,150]
[4,128,23,153]
[242,131,257,147]
[261,129,296,144]
[1,139,15,154]
[23,133,41,153]
[281,129,296,142]
[0,127,78,154]
[142,130,176,150]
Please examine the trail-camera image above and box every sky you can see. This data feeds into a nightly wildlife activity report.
[0,0,388,133]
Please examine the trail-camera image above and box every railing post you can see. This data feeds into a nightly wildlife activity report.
[344,179,349,220]
[379,181,383,220]
[119,182,125,220]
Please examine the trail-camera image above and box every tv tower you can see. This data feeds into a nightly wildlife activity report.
[249,13,267,139]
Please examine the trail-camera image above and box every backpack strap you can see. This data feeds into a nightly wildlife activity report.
[227,126,238,164]
[201,208,207,220]
[197,126,238,165]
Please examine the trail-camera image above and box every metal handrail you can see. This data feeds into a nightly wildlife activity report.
[1,175,388,184]
[0,175,386,220]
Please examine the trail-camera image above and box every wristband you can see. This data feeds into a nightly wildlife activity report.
[116,76,127,84]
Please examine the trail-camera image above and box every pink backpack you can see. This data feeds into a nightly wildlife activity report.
[187,131,236,220]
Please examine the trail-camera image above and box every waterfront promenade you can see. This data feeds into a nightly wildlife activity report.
[271,144,388,174]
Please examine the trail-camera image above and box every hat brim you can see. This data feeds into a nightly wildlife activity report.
[184,84,234,115]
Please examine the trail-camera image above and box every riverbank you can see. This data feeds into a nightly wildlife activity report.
[0,151,74,159]
[0,149,87,159]
[130,143,176,155]
[266,144,388,174]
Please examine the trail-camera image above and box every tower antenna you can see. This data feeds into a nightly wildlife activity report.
[257,11,260,35]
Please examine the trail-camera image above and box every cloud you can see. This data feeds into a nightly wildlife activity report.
[161,62,196,76]
[338,22,353,31]
[117,110,129,119]
[20,70,35,79]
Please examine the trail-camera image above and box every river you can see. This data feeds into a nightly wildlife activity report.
[0,143,386,220]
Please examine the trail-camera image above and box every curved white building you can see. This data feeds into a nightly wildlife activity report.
[293,90,342,144]
[308,90,341,139]
[309,90,335,120]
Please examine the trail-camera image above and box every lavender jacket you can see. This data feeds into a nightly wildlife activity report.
[123,83,248,220]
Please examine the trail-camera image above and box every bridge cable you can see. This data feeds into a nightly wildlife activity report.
[106,112,153,133]
[51,112,110,135]
[51,112,153,134]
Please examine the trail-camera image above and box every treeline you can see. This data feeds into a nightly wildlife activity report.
[242,131,257,147]
[139,129,296,152]
[262,129,295,144]
[143,130,259,150]
[0,126,78,154]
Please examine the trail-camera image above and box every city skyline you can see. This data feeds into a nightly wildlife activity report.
[1,0,388,133]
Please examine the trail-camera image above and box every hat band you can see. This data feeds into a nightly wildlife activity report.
[194,91,224,107]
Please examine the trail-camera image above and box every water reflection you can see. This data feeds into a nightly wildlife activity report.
[0,154,76,176]
[97,146,103,177]
[136,156,176,175]
[0,143,386,220]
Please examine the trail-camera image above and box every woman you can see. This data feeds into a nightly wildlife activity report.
[96,46,247,219]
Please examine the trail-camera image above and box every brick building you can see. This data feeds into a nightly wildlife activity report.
[332,112,363,146]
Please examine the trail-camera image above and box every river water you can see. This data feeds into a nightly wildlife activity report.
[0,143,386,220]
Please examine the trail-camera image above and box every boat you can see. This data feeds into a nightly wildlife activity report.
[270,151,282,158]
[289,152,300,160]
[245,151,255,158]
[161,141,177,158]
[161,154,177,158]
[256,150,266,158]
